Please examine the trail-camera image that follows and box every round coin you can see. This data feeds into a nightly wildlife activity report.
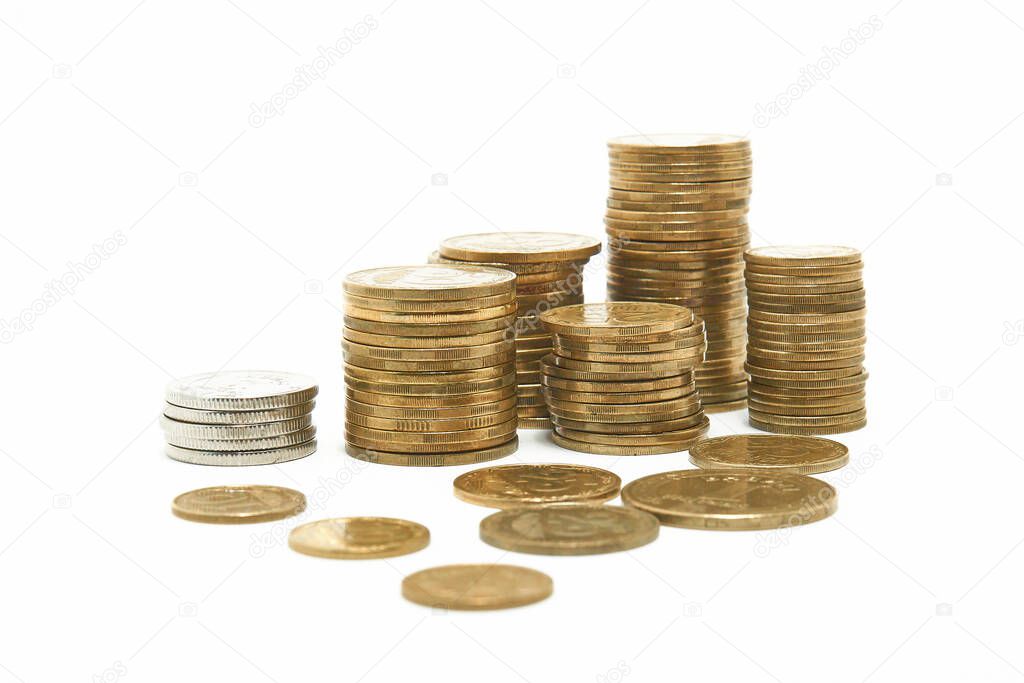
[345,437,518,466]
[453,463,620,508]
[288,517,429,559]
[171,485,305,524]
[688,434,849,474]
[165,370,317,410]
[165,439,317,466]
[540,302,694,337]
[439,232,601,263]
[479,505,659,555]
[402,564,553,610]
[162,400,314,424]
[745,245,862,267]
[344,264,515,300]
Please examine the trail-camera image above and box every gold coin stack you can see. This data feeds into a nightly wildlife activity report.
[432,232,602,429]
[744,246,867,434]
[342,265,520,466]
[538,302,709,455]
[604,133,752,413]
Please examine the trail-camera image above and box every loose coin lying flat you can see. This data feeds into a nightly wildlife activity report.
[171,485,306,524]
[621,469,836,530]
[401,564,553,610]
[453,463,621,508]
[288,517,429,559]
[688,434,849,474]
[165,370,318,410]
[479,504,659,555]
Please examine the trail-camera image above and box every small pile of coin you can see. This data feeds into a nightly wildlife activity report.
[162,371,318,465]
[432,232,602,429]
[538,302,709,455]
[744,246,867,434]
[342,265,520,465]
[604,134,752,412]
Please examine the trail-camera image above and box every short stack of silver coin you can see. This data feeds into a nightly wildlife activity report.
[162,370,318,465]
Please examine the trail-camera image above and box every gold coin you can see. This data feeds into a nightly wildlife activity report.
[440,232,601,263]
[748,301,866,315]
[518,416,552,429]
[607,182,751,200]
[516,405,551,418]
[749,417,867,435]
[748,407,867,427]
[608,133,749,152]
[745,363,865,382]
[621,469,836,530]
[545,392,700,415]
[346,432,516,454]
[745,245,861,268]
[554,336,704,356]
[745,280,864,295]
[749,398,866,417]
[551,411,706,434]
[401,563,552,610]
[344,385,515,406]
[514,268,582,285]
[288,517,429,559]
[744,262,863,277]
[479,505,659,555]
[345,375,514,398]
[517,371,542,385]
[702,398,748,413]
[745,355,866,371]
[345,421,516,444]
[540,302,694,337]
[548,402,701,425]
[544,385,690,404]
[748,336,867,353]
[347,408,518,432]
[346,396,517,420]
[610,170,752,183]
[607,197,749,212]
[553,347,705,366]
[541,354,687,383]
[343,314,515,337]
[453,463,620,508]
[556,416,709,444]
[344,265,515,300]
[344,351,514,373]
[171,485,305,524]
[747,384,865,400]
[345,437,518,466]
[344,291,514,312]
[547,354,698,375]
[341,339,513,361]
[745,271,862,286]
[689,434,848,474]
[343,326,511,349]
[550,428,706,455]
[606,206,748,223]
[345,363,513,384]
[345,302,517,324]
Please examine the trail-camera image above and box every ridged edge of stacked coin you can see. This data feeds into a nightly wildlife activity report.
[743,246,867,435]
[342,265,519,464]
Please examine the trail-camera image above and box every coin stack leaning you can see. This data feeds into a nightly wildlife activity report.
[432,232,602,429]
[744,246,867,434]
[604,134,752,413]
[538,302,709,455]
[342,265,520,466]
[162,370,318,465]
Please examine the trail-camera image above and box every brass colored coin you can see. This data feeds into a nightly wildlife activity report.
[347,408,518,432]
[746,280,864,295]
[745,245,861,268]
[344,385,515,406]
[610,169,752,183]
[747,383,866,399]
[689,434,848,474]
[541,355,686,382]
[480,505,659,555]
[345,437,518,466]
[607,183,751,200]
[548,354,698,375]
[518,416,552,429]
[745,364,865,382]
[621,469,836,530]
[341,339,513,361]
[401,563,552,610]
[429,250,588,275]
[454,463,621,508]
[554,337,704,356]
[344,374,514,398]
[545,393,701,416]
[748,301,866,315]
[749,336,867,353]
[749,417,866,435]
[344,265,515,300]
[745,271,862,286]
[554,347,705,366]
[607,197,749,212]
[745,263,863,278]
[540,302,694,337]
[288,517,429,559]
[343,326,510,349]
[551,428,706,455]
[345,302,517,324]
[608,133,750,153]
[747,388,865,405]
[702,398,748,413]
[556,417,709,446]
[345,432,516,454]
[345,363,513,384]
[609,178,751,192]
[345,421,516,445]
[746,354,866,371]
[547,403,701,425]
[343,314,516,338]
[345,397,516,420]
[514,268,582,285]
[171,485,305,524]
[544,385,690,404]
[517,371,542,385]
[551,411,706,434]
[516,406,551,418]
[440,232,601,263]
[748,398,865,417]
[748,408,867,427]
[344,351,514,372]
[344,291,514,312]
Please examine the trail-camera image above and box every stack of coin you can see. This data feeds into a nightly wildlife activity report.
[342,265,520,465]
[744,246,867,434]
[538,302,709,455]
[433,232,602,428]
[604,134,752,413]
[162,371,318,465]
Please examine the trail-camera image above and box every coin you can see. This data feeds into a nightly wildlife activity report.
[160,414,312,439]
[344,290,515,312]
[347,408,518,432]
[745,245,862,267]
[165,370,318,410]
[540,302,694,337]
[162,400,315,425]
[345,437,518,466]
[343,313,516,337]
[518,417,552,429]
[453,463,621,508]
[621,469,837,529]
[344,264,515,300]
[748,417,867,435]
[479,505,659,555]
[401,564,552,610]
[345,396,517,420]
[551,429,707,455]
[551,411,706,434]
[345,385,515,406]
[608,133,750,154]
[689,434,848,474]
[165,439,317,466]
[439,232,601,263]
[288,517,429,559]
[171,485,305,524]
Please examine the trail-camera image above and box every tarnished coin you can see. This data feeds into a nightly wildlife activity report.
[344,264,516,300]
[401,564,552,610]
[288,517,429,559]
[540,302,694,337]
[165,371,317,410]
[162,400,315,425]
[621,469,836,530]
[439,232,601,263]
[689,434,849,474]
[171,485,305,524]
[165,439,317,466]
[479,505,659,555]
[453,463,620,508]
[345,437,518,467]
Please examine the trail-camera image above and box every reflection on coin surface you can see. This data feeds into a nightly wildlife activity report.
[689,435,849,474]
[439,232,601,263]
[540,302,694,337]
[288,517,429,559]
[165,371,318,410]
[401,564,552,610]
[344,265,516,300]
[479,505,659,555]
[621,469,836,530]
[171,485,306,524]
[453,464,620,508]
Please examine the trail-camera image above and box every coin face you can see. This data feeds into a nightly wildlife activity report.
[165,371,318,410]
[288,517,429,559]
[401,564,553,610]
[540,302,694,336]
[171,485,306,524]
[621,469,836,530]
[479,505,659,555]
[344,265,516,299]
[453,463,621,508]
[439,232,601,263]
[688,434,849,474]
[745,245,861,266]
[608,133,749,151]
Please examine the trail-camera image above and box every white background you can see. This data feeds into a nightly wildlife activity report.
[1,0,1022,681]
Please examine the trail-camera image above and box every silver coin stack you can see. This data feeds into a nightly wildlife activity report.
[163,370,318,465]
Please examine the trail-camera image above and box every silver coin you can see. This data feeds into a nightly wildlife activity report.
[162,400,315,424]
[165,426,316,451]
[165,370,318,410]
[166,439,318,466]
[160,414,312,439]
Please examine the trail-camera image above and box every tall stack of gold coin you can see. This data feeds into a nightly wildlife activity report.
[744,246,867,434]
[342,265,520,465]
[432,232,602,428]
[604,134,752,413]
[538,302,709,455]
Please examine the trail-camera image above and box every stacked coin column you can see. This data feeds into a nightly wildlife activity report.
[432,232,602,429]
[743,246,867,434]
[604,134,752,413]
[342,265,520,466]
[538,302,709,455]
